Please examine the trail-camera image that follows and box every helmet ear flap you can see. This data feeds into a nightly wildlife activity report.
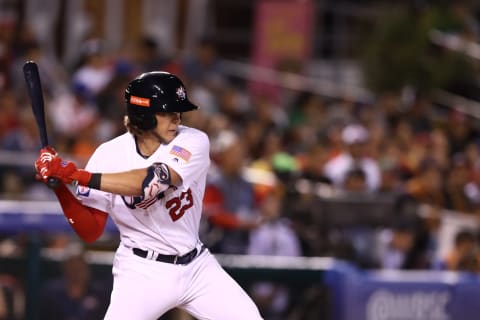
[140,115,157,131]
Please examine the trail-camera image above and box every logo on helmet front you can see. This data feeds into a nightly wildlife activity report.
[176,87,186,100]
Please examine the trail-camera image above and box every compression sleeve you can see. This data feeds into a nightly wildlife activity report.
[53,183,108,243]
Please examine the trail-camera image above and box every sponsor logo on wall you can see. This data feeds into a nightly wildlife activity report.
[366,290,450,320]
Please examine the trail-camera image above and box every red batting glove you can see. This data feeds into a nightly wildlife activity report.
[43,145,57,156]
[34,148,92,186]
[34,146,59,182]
[46,157,93,186]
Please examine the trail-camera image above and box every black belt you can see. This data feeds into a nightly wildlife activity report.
[132,245,205,265]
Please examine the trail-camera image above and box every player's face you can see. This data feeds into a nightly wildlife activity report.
[154,112,181,143]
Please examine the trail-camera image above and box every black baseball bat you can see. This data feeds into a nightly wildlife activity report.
[23,61,60,188]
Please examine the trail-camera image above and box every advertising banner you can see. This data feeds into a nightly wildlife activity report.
[250,0,315,102]
[325,269,480,320]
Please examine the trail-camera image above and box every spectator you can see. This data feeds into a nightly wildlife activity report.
[323,123,381,192]
[39,245,110,320]
[404,96,434,136]
[202,130,262,254]
[9,32,68,99]
[343,167,367,192]
[377,141,404,193]
[247,187,302,319]
[295,141,332,185]
[48,82,98,140]
[434,229,477,271]
[283,141,334,258]
[131,36,174,74]
[181,37,227,91]
[0,108,41,192]
[249,127,292,196]
[404,160,446,208]
[71,39,114,98]
[445,110,477,156]
[216,85,251,130]
[444,153,479,213]
[0,107,39,153]
[251,95,288,133]
[0,90,21,142]
[374,218,417,269]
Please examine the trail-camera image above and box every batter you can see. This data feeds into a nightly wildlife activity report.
[35,71,263,320]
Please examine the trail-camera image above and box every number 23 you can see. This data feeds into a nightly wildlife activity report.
[166,188,193,221]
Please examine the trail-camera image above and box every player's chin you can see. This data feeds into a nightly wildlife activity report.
[165,130,177,140]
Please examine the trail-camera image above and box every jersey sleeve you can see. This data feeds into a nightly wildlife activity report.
[162,128,210,189]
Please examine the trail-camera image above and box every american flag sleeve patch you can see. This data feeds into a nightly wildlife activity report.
[169,145,192,162]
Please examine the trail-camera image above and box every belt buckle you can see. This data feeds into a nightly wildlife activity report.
[173,255,178,264]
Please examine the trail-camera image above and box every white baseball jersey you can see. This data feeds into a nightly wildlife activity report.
[76,125,210,255]
[75,125,263,320]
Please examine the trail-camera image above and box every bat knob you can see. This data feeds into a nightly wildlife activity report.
[47,177,61,189]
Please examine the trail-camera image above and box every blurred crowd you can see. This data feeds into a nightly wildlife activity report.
[4,25,480,267]
[2,4,480,319]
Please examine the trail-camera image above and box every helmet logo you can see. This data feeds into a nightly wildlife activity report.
[130,95,150,107]
[176,86,186,100]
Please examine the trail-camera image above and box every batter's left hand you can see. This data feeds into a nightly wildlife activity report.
[34,146,58,182]
[35,151,92,186]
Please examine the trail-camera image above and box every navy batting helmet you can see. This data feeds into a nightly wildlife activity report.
[125,71,198,131]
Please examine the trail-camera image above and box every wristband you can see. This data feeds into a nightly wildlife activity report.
[87,173,102,190]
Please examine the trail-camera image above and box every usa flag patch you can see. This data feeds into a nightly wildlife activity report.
[170,145,191,162]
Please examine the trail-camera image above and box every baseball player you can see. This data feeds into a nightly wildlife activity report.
[34,71,263,320]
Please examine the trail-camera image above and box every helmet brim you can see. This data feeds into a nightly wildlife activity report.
[172,100,199,113]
